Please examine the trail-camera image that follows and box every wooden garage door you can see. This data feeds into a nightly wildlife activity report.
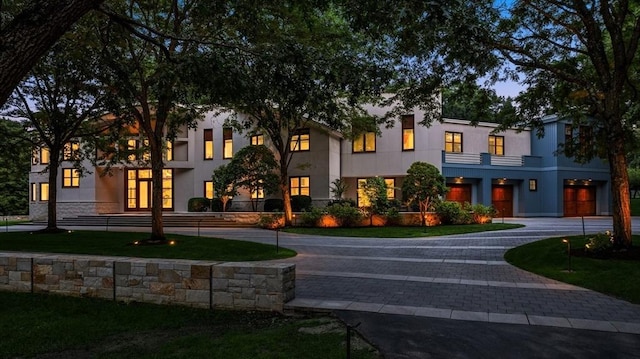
[447,184,472,205]
[564,186,596,217]
[492,185,513,217]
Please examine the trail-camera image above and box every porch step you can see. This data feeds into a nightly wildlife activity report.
[35,214,254,228]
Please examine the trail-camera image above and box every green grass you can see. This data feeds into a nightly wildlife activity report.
[284,223,524,238]
[0,230,295,261]
[505,235,640,304]
[0,291,378,359]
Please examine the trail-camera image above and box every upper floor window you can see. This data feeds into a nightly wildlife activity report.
[251,134,264,146]
[204,129,213,160]
[488,135,504,156]
[579,125,592,156]
[62,168,80,188]
[290,176,310,196]
[63,141,80,161]
[402,115,415,151]
[223,127,233,159]
[445,131,463,153]
[127,139,139,161]
[163,141,173,161]
[290,128,310,152]
[353,132,376,153]
[40,147,50,165]
[564,124,573,156]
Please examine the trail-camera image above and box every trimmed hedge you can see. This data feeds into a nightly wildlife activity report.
[264,198,284,212]
[188,197,210,212]
[211,198,232,212]
[290,195,312,212]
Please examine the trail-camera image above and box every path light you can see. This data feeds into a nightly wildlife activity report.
[562,238,572,272]
[169,240,176,246]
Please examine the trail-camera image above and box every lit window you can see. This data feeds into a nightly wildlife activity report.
[31,183,37,202]
[357,179,369,208]
[162,169,173,209]
[488,135,504,156]
[204,129,213,160]
[204,181,214,199]
[40,147,50,165]
[290,176,310,196]
[62,168,80,188]
[63,141,80,161]
[163,141,173,161]
[529,179,538,191]
[251,134,264,146]
[290,129,310,152]
[31,149,39,165]
[445,131,463,153]
[251,186,265,199]
[39,183,49,201]
[142,139,150,161]
[402,115,415,151]
[385,178,395,200]
[353,132,376,153]
[127,139,138,161]
[223,127,233,159]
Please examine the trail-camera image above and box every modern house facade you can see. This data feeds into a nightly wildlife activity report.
[29,106,611,220]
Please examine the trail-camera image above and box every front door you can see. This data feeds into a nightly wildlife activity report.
[492,185,513,217]
[126,169,173,211]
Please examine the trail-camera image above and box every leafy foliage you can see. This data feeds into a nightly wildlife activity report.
[0,119,29,215]
[436,201,471,225]
[187,197,210,212]
[212,164,239,212]
[326,203,363,227]
[230,145,279,211]
[402,162,448,226]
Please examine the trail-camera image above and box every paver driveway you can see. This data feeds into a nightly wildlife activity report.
[201,217,640,333]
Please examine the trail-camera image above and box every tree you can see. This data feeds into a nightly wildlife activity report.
[0,118,30,215]
[211,164,239,213]
[402,162,448,227]
[442,82,516,124]
[230,144,279,212]
[0,0,104,105]
[360,176,390,226]
[2,32,114,232]
[481,1,640,247]
[217,4,393,225]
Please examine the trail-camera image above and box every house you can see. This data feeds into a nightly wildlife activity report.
[28,106,611,220]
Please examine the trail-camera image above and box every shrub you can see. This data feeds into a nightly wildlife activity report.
[290,195,312,212]
[187,197,210,212]
[328,198,357,207]
[585,231,614,255]
[327,203,363,227]
[299,207,325,227]
[436,201,471,225]
[386,207,402,226]
[264,198,284,212]
[258,212,284,229]
[465,203,497,224]
[211,198,232,212]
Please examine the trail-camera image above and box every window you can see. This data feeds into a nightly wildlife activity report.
[223,127,233,159]
[62,168,80,188]
[529,179,538,192]
[357,179,369,208]
[445,131,463,153]
[204,181,214,199]
[40,147,50,165]
[127,139,139,161]
[141,139,150,161]
[385,178,395,200]
[204,129,213,160]
[290,176,310,196]
[31,183,37,202]
[251,181,265,199]
[39,183,49,201]
[579,125,592,156]
[564,124,573,156]
[488,135,504,156]
[63,141,80,161]
[402,115,415,151]
[126,169,173,210]
[163,141,173,161]
[353,132,376,153]
[251,134,264,146]
[31,149,39,165]
[290,129,310,152]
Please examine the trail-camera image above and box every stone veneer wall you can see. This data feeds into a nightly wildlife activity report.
[0,253,295,312]
[29,201,120,221]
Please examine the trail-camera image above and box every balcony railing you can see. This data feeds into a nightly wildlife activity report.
[443,152,482,164]
[443,152,541,167]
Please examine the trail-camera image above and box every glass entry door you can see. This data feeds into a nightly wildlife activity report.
[126,169,173,211]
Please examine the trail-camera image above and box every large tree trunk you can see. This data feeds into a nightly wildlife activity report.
[608,148,632,247]
[46,151,60,231]
[149,138,165,242]
[279,156,292,226]
[0,0,103,105]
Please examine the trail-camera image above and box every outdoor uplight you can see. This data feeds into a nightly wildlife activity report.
[562,238,572,272]
[169,240,176,246]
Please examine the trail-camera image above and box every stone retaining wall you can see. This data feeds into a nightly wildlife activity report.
[0,253,295,312]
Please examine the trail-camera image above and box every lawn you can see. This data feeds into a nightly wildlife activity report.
[0,230,296,261]
[284,223,524,238]
[0,291,378,359]
[505,235,640,304]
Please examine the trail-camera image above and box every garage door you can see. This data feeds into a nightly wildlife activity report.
[492,185,513,217]
[564,186,596,216]
[447,184,471,205]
